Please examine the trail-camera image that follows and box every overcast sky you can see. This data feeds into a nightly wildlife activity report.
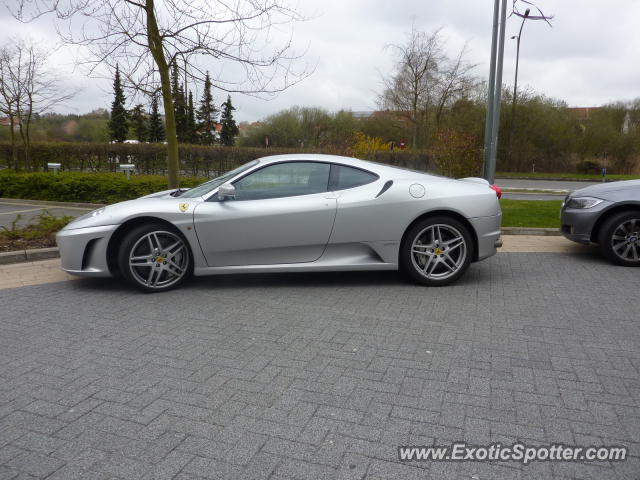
[1,0,639,122]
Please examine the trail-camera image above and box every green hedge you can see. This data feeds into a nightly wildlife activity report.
[0,141,435,175]
[0,171,207,204]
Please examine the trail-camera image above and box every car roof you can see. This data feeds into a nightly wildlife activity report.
[257,154,370,168]
[255,153,433,179]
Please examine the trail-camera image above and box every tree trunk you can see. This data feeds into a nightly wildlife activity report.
[8,111,17,170]
[411,90,419,149]
[16,108,29,171]
[146,0,179,188]
[24,99,33,170]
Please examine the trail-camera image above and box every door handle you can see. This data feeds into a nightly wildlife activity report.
[324,192,341,199]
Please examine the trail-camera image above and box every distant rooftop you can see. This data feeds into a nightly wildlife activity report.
[567,107,599,121]
[351,111,375,118]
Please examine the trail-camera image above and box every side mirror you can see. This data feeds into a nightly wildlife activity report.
[218,183,236,200]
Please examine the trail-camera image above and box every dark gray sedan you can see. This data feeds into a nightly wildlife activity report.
[561,180,640,266]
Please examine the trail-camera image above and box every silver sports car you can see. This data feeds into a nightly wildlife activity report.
[56,154,503,292]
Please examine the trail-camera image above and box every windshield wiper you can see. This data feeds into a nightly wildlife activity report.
[170,188,187,197]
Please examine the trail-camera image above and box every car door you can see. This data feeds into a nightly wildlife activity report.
[193,161,337,266]
[326,164,389,243]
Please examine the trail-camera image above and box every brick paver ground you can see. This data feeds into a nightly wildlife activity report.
[1,250,639,479]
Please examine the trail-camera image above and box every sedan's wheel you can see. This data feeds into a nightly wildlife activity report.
[118,224,193,292]
[400,216,474,286]
[598,210,640,267]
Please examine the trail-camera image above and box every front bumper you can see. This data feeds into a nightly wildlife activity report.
[560,200,612,244]
[56,224,118,277]
[470,213,502,261]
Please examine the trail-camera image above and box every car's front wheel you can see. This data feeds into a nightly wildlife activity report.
[598,210,640,266]
[118,223,193,292]
[400,216,474,286]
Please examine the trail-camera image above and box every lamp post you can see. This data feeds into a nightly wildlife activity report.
[482,0,508,184]
[507,8,530,165]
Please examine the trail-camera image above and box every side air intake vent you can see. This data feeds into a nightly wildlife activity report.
[375,180,393,198]
[81,239,99,270]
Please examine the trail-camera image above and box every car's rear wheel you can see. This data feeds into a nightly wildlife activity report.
[117,223,193,292]
[400,216,474,286]
[598,210,640,266]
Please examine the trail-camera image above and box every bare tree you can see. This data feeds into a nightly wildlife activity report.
[0,48,19,169]
[9,0,311,188]
[433,44,477,126]
[379,27,476,149]
[0,38,75,170]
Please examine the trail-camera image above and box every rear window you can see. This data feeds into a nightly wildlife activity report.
[330,165,378,190]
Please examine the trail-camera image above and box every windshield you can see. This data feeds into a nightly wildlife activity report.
[179,160,260,198]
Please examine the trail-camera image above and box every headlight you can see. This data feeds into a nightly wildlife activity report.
[70,207,106,224]
[564,197,603,209]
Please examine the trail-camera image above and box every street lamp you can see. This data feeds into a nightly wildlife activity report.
[118,163,136,180]
[507,8,530,165]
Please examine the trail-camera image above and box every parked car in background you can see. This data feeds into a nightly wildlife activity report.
[561,180,640,266]
[57,154,502,292]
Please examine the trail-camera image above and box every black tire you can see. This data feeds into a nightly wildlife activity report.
[400,216,475,286]
[597,210,640,267]
[117,223,193,292]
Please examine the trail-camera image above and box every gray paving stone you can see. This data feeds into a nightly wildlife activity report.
[4,451,64,478]
[0,252,639,479]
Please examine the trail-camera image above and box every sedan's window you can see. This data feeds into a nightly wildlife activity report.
[330,165,379,190]
[233,162,330,200]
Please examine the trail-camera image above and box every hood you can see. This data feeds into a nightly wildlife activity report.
[138,188,190,199]
[570,179,640,198]
[62,195,196,231]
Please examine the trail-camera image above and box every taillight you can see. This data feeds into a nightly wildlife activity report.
[490,184,502,199]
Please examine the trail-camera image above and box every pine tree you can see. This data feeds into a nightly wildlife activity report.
[129,104,148,142]
[108,64,128,143]
[148,94,165,143]
[196,72,218,145]
[219,95,239,146]
[186,90,197,144]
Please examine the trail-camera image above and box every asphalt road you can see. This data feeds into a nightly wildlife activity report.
[1,251,638,479]
[495,179,601,191]
[0,201,92,230]
[501,193,565,201]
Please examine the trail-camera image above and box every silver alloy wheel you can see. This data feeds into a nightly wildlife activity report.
[611,218,640,262]
[128,230,189,289]
[411,224,467,280]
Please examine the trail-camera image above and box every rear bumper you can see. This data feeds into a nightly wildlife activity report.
[56,224,118,277]
[470,213,502,261]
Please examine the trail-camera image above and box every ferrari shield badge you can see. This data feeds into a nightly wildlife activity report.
[179,203,189,212]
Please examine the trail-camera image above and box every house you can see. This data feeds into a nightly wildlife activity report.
[0,116,20,130]
[567,107,634,135]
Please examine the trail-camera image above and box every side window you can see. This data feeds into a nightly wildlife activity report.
[233,162,330,200]
[330,165,379,191]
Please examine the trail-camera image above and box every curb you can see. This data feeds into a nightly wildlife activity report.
[502,227,561,236]
[0,247,60,265]
[0,198,105,209]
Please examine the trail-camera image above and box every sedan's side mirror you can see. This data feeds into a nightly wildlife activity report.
[218,183,236,200]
